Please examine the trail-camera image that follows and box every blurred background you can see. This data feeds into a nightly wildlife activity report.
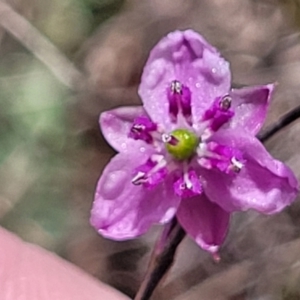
[1,0,300,299]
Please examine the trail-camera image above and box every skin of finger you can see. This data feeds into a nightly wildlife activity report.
[0,227,130,300]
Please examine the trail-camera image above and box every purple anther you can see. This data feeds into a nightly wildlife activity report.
[229,157,244,173]
[180,85,192,124]
[167,80,193,125]
[203,95,234,131]
[162,133,179,146]
[167,80,181,122]
[219,95,231,111]
[129,116,157,144]
[133,156,168,188]
[131,171,147,185]
[173,169,202,198]
[205,142,244,174]
[171,80,182,94]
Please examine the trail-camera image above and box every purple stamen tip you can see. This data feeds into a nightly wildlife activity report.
[131,124,145,133]
[133,156,168,188]
[173,169,202,198]
[219,95,232,111]
[229,157,244,173]
[203,95,234,131]
[162,133,179,146]
[129,116,157,144]
[202,142,245,175]
[180,85,192,119]
[171,80,182,94]
[167,80,192,124]
[167,81,180,122]
[132,171,146,185]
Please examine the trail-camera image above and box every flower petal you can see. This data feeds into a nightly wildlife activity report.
[177,195,230,253]
[202,129,299,214]
[90,153,180,240]
[226,84,274,135]
[100,106,152,153]
[139,30,231,129]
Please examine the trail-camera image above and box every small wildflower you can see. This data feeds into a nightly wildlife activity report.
[90,30,298,254]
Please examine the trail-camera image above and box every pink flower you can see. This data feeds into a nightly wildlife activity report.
[90,30,298,254]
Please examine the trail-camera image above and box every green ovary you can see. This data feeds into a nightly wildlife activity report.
[166,129,199,160]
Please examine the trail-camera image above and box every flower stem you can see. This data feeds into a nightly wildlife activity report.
[258,104,300,142]
[134,218,186,300]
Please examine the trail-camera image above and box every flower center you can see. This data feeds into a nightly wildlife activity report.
[165,129,199,160]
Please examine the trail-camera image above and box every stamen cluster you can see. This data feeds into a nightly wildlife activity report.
[129,80,244,198]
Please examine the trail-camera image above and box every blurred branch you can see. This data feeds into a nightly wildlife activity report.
[0,1,84,89]
[134,218,186,300]
[174,237,300,300]
[258,104,300,142]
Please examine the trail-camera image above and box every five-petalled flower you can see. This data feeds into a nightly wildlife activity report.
[90,30,298,254]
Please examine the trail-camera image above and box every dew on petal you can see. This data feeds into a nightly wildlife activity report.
[144,59,166,88]
[198,50,229,84]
